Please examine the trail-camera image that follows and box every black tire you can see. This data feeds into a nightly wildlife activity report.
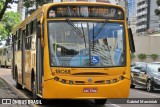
[16,72,22,89]
[5,61,7,68]
[130,77,135,88]
[146,79,154,92]
[31,76,37,98]
[94,99,107,105]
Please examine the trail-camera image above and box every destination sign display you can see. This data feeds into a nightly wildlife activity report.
[48,6,124,20]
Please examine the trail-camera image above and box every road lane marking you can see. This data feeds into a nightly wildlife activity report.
[106,102,121,107]
[131,89,160,98]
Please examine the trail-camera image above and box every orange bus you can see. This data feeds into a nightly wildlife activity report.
[11,2,135,104]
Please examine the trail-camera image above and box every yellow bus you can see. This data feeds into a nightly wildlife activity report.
[0,46,12,68]
[11,2,135,104]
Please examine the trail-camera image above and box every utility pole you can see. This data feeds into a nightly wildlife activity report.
[17,0,23,20]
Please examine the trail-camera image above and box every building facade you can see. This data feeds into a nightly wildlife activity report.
[131,33,160,63]
[136,0,160,35]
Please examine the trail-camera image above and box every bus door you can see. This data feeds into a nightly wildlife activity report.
[36,23,43,94]
[22,30,25,85]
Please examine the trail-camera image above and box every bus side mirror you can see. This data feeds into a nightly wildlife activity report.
[158,68,160,72]
[128,28,135,53]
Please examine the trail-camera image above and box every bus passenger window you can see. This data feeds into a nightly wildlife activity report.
[18,29,22,50]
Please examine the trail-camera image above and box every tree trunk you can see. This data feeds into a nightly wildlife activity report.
[0,0,9,21]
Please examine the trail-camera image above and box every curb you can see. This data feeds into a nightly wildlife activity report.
[0,77,35,107]
[0,77,26,98]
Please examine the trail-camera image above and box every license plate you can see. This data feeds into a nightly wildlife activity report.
[83,88,98,93]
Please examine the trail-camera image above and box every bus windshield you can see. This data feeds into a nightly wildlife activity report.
[48,21,126,67]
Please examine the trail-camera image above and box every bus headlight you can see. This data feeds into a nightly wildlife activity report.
[69,80,74,85]
[61,79,66,84]
[54,77,59,81]
[119,76,124,80]
[106,80,110,84]
[113,78,117,83]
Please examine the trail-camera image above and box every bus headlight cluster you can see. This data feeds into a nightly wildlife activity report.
[54,76,59,81]
[54,76,74,85]
[106,76,124,84]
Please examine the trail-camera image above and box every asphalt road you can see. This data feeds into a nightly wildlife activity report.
[0,68,160,107]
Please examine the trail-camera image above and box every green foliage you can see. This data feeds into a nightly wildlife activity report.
[130,53,135,59]
[151,54,158,61]
[24,0,52,14]
[0,11,21,41]
[155,0,160,16]
[0,0,4,11]
[157,0,160,6]
[0,23,8,40]
[2,11,21,34]
[138,53,147,60]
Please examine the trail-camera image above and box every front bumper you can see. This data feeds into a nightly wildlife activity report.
[42,78,130,99]
[153,81,160,88]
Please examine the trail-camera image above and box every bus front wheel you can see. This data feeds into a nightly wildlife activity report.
[94,99,107,105]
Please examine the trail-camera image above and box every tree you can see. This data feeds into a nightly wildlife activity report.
[150,54,158,61]
[0,11,21,43]
[0,0,14,21]
[138,53,147,61]
[23,0,52,15]
[155,0,160,16]
[2,11,21,35]
[0,23,8,40]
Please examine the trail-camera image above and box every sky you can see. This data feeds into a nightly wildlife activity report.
[7,3,17,12]
[7,0,117,13]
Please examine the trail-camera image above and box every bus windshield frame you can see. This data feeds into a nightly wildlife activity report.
[48,20,126,68]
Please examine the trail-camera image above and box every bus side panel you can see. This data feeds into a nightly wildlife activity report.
[24,50,32,90]
[16,51,22,84]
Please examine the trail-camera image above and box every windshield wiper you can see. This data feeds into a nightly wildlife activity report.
[66,19,87,49]
[66,19,83,38]
[94,19,109,38]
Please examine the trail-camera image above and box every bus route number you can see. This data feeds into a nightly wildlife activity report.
[55,69,71,74]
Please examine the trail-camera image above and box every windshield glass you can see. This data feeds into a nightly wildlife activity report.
[148,64,160,73]
[48,21,126,67]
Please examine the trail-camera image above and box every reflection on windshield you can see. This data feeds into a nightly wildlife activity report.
[148,64,160,73]
[48,21,125,67]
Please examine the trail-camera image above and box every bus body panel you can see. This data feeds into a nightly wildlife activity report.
[11,2,132,100]
[43,78,130,98]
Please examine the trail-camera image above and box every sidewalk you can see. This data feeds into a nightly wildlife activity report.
[0,78,30,107]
